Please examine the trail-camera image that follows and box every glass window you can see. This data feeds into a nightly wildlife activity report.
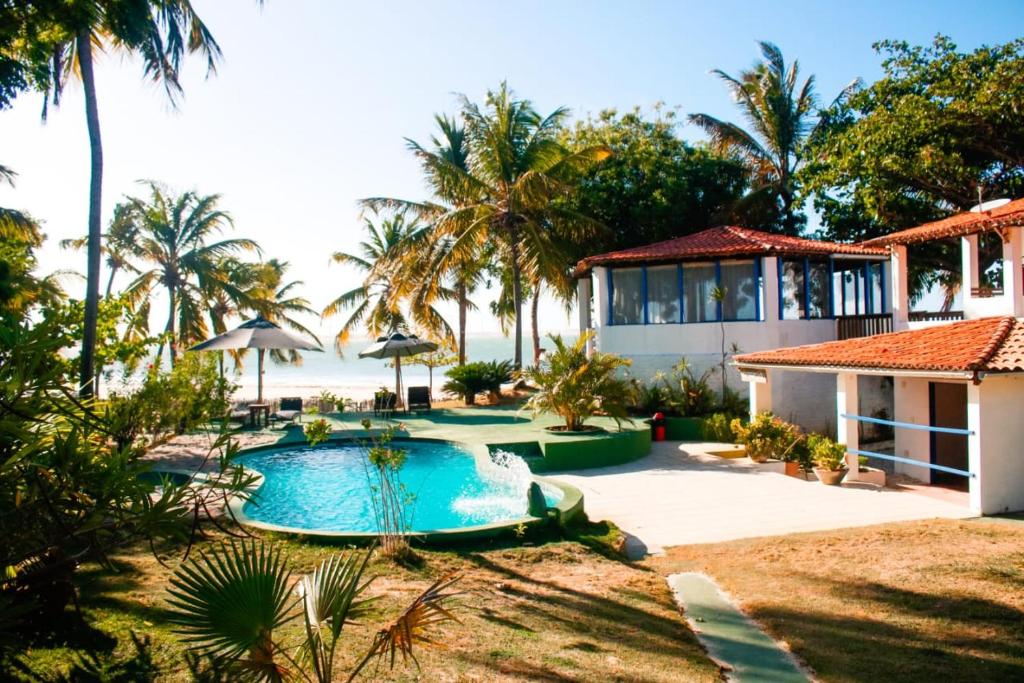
[610,268,643,325]
[780,259,805,320]
[683,263,717,322]
[870,263,885,313]
[807,260,831,318]
[646,265,680,324]
[720,260,757,321]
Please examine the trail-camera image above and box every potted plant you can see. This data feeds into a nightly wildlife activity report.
[809,434,848,485]
[730,412,800,464]
[522,332,633,433]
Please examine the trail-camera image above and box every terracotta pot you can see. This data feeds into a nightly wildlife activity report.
[813,467,848,486]
[784,461,802,478]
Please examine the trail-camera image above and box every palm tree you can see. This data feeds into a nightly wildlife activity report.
[689,42,851,235]
[32,1,237,397]
[375,84,609,370]
[123,182,258,366]
[323,212,449,352]
[248,258,322,364]
[61,202,142,298]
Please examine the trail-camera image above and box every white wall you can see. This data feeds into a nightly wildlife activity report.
[893,376,933,483]
[970,374,1024,514]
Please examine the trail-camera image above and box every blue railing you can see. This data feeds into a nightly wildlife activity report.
[840,413,974,478]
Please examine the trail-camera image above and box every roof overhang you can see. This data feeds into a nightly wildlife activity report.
[733,361,980,382]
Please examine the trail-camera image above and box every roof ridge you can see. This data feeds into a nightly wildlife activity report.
[725,225,776,251]
[974,316,1018,370]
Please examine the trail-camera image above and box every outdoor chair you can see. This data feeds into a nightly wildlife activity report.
[272,397,303,425]
[407,386,431,413]
[373,391,397,416]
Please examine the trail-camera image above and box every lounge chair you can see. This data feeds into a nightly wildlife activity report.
[272,397,303,424]
[407,386,431,413]
[373,391,397,416]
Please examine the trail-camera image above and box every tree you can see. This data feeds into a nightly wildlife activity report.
[123,182,258,366]
[428,83,609,369]
[323,212,449,351]
[560,106,747,255]
[26,1,234,397]
[247,258,321,364]
[0,165,62,319]
[690,41,853,234]
[803,35,1024,300]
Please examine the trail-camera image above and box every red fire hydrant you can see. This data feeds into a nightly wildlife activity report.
[652,412,666,442]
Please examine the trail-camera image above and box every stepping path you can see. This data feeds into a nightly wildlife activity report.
[668,573,809,682]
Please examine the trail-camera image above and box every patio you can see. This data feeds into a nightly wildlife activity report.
[549,441,974,557]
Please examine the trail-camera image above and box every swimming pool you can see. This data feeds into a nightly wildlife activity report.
[235,438,566,536]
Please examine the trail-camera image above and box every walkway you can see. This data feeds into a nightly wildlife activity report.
[549,441,974,555]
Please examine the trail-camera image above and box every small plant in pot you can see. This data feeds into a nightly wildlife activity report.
[809,434,848,485]
[730,412,801,463]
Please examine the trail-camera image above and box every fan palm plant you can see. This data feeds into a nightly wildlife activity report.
[689,42,853,234]
[28,0,237,396]
[122,182,259,366]
[167,540,459,682]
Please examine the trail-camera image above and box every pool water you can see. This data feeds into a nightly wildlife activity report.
[238,439,561,533]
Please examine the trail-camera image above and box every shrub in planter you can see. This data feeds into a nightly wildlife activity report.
[523,332,633,432]
[482,359,514,402]
[443,361,507,405]
[662,360,717,418]
[809,434,848,485]
[701,412,734,442]
[730,412,801,463]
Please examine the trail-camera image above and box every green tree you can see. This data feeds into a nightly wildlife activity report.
[690,41,853,234]
[561,106,747,254]
[0,166,62,320]
[24,1,238,397]
[123,182,258,365]
[247,258,321,364]
[803,36,1024,301]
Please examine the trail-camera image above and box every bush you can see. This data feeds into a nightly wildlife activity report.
[443,359,512,405]
[304,418,331,446]
[662,360,717,417]
[523,332,633,431]
[730,412,802,463]
[701,412,734,442]
[809,434,848,471]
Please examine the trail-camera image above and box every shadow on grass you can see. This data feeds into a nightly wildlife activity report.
[751,575,1024,681]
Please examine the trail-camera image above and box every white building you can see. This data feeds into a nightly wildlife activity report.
[735,198,1024,514]
[574,225,890,431]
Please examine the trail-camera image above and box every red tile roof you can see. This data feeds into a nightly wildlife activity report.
[734,316,1024,374]
[861,198,1024,247]
[574,225,887,276]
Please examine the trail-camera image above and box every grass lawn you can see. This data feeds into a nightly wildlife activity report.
[9,529,720,682]
[649,518,1024,682]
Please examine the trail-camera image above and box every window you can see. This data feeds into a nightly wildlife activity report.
[719,260,757,320]
[807,260,830,318]
[646,265,680,323]
[780,259,805,320]
[832,261,887,315]
[684,263,717,322]
[610,268,643,325]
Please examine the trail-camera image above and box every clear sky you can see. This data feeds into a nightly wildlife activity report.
[2,0,1022,343]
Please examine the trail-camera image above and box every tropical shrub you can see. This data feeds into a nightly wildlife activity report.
[809,434,848,471]
[628,360,717,418]
[730,412,802,463]
[304,418,331,446]
[167,540,459,682]
[443,359,512,405]
[627,376,667,416]
[522,333,633,432]
[359,420,416,562]
[701,412,735,443]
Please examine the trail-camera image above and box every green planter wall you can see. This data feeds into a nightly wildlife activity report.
[664,416,704,440]
[521,427,651,472]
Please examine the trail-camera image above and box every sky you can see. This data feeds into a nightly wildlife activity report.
[2,0,1022,344]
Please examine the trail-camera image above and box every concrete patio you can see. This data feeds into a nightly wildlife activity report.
[549,441,974,556]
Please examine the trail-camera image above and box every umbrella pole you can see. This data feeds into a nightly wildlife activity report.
[395,355,402,410]
[258,348,265,403]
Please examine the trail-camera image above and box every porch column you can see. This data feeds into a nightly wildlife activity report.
[890,245,910,329]
[747,369,772,419]
[836,372,861,472]
[577,277,592,330]
[1001,228,1024,317]
[762,256,779,322]
[967,382,983,514]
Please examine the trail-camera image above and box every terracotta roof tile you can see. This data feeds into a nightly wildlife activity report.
[735,317,1024,374]
[861,198,1024,247]
[574,225,887,276]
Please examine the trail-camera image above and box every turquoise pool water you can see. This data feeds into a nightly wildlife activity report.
[238,439,561,533]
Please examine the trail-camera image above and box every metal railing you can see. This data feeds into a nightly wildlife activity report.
[836,313,893,340]
[908,310,965,322]
[840,413,974,478]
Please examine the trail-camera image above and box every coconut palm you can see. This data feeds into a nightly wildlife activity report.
[61,203,142,298]
[30,1,239,396]
[323,211,451,352]
[248,258,322,364]
[689,42,852,235]
[123,182,258,366]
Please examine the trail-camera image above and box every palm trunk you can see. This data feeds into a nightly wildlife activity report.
[509,232,523,371]
[257,348,265,403]
[104,263,118,298]
[166,284,177,367]
[457,283,467,366]
[77,29,103,399]
[531,284,541,365]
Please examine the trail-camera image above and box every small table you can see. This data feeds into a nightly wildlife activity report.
[248,402,271,428]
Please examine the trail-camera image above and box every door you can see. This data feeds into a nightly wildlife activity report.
[929,382,969,489]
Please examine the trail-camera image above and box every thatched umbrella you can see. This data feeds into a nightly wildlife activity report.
[189,316,322,402]
[358,332,437,408]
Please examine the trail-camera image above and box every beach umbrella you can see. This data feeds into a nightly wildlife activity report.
[358,332,437,407]
[189,316,323,402]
